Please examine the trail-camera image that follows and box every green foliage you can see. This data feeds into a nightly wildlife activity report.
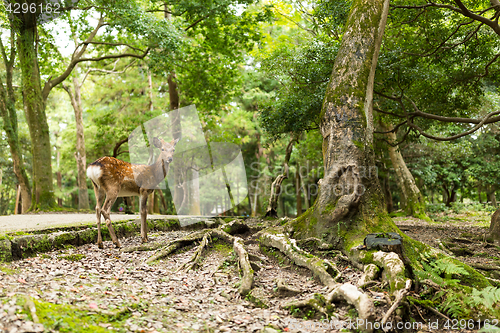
[413,250,500,319]
[254,0,347,140]
[415,251,468,286]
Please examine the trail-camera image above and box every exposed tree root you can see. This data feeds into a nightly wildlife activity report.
[381,279,411,327]
[122,242,165,253]
[259,230,340,288]
[259,230,380,333]
[296,237,334,250]
[328,284,375,333]
[146,230,208,264]
[283,293,332,319]
[357,264,380,288]
[142,222,254,296]
[372,251,406,292]
[275,278,302,297]
[178,231,212,271]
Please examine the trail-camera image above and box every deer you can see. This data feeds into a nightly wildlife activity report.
[87,137,180,248]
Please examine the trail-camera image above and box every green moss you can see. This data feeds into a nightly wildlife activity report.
[322,203,335,215]
[245,291,268,309]
[353,140,364,151]
[212,241,232,256]
[58,254,86,261]
[0,264,17,274]
[20,298,132,332]
[389,210,406,218]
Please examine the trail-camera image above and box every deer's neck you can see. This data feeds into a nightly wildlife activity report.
[149,156,170,184]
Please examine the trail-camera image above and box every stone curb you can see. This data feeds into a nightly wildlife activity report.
[0,217,222,262]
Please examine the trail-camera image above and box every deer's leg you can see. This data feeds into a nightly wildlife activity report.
[101,191,121,248]
[140,190,150,243]
[92,182,104,249]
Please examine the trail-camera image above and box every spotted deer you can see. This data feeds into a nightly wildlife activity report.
[87,137,180,248]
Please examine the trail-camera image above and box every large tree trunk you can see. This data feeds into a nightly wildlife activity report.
[383,124,429,219]
[291,0,392,249]
[17,14,55,210]
[63,72,90,210]
[0,34,32,213]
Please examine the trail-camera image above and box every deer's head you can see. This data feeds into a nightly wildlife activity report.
[152,137,180,164]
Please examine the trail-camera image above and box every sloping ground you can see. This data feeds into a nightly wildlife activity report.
[394,216,500,280]
[0,215,498,333]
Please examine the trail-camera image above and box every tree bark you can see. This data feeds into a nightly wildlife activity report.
[62,71,90,210]
[490,208,500,245]
[57,171,63,207]
[265,133,299,217]
[0,34,32,213]
[296,165,302,216]
[382,177,393,213]
[291,0,392,249]
[383,123,429,219]
[16,12,55,210]
[167,73,183,213]
[487,186,498,207]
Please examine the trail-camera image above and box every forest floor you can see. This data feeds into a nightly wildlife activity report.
[0,212,498,333]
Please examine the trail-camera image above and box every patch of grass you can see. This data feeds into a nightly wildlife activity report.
[58,254,86,261]
[0,264,17,275]
[19,298,132,332]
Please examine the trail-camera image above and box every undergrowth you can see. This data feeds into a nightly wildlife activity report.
[415,250,500,319]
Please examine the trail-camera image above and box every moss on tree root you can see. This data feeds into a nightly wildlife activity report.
[0,217,215,262]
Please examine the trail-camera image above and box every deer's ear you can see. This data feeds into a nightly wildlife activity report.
[172,137,181,146]
[152,137,162,148]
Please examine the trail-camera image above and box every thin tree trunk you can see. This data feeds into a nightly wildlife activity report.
[57,171,63,207]
[0,33,32,213]
[265,133,299,217]
[63,71,90,210]
[148,71,154,112]
[488,190,498,208]
[383,177,394,213]
[15,185,21,214]
[383,123,428,219]
[157,189,168,213]
[188,167,201,215]
[490,208,500,245]
[296,165,302,216]
[17,14,55,210]
[167,73,183,212]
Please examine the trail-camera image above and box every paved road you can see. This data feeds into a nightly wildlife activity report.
[0,214,177,234]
